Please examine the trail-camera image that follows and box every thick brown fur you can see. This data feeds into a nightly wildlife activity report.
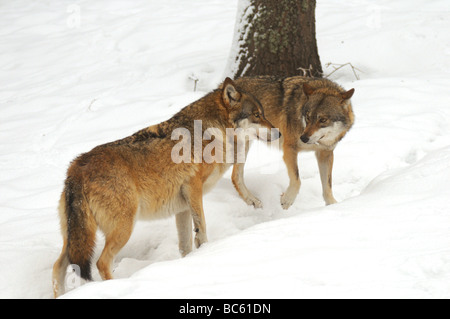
[52,78,278,298]
[231,76,355,210]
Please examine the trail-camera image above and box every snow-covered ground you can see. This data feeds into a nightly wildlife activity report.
[1,0,450,299]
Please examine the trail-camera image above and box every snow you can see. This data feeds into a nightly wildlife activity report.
[1,0,450,299]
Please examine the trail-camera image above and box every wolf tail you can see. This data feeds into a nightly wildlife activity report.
[52,174,96,297]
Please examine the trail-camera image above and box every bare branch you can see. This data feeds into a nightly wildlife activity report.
[324,62,363,80]
[297,64,314,78]
[189,74,200,92]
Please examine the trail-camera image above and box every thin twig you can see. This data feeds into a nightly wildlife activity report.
[324,62,363,80]
[88,98,97,111]
[297,64,314,77]
[189,74,200,92]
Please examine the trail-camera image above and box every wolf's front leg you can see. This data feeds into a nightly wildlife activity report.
[182,178,208,249]
[281,145,301,210]
[176,210,193,257]
[232,163,263,209]
[316,150,337,205]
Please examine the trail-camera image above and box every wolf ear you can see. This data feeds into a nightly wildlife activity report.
[341,88,355,100]
[222,77,241,108]
[303,83,315,97]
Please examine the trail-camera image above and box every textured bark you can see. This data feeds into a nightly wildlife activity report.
[227,0,322,78]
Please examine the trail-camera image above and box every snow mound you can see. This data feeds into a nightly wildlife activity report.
[62,146,450,299]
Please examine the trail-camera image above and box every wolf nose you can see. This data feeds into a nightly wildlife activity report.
[300,135,309,143]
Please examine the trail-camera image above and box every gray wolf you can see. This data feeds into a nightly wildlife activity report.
[231,76,355,210]
[52,78,279,297]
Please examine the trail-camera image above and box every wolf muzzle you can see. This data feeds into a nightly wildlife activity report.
[300,135,310,144]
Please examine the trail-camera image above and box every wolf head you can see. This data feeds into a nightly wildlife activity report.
[300,83,355,147]
[222,77,281,142]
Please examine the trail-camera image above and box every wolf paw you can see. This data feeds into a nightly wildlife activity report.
[325,197,338,206]
[245,196,263,209]
[281,192,297,210]
[179,246,193,258]
[194,231,208,249]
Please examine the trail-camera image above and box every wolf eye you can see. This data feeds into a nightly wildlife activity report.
[254,112,260,118]
[319,118,327,123]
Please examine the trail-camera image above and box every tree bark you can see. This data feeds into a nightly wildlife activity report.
[226,0,322,78]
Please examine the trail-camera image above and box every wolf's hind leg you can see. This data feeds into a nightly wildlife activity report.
[97,215,135,281]
[52,239,70,298]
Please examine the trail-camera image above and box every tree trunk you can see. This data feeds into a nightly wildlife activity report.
[225,0,322,78]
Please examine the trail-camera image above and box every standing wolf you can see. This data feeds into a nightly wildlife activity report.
[52,78,279,298]
[231,76,355,210]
